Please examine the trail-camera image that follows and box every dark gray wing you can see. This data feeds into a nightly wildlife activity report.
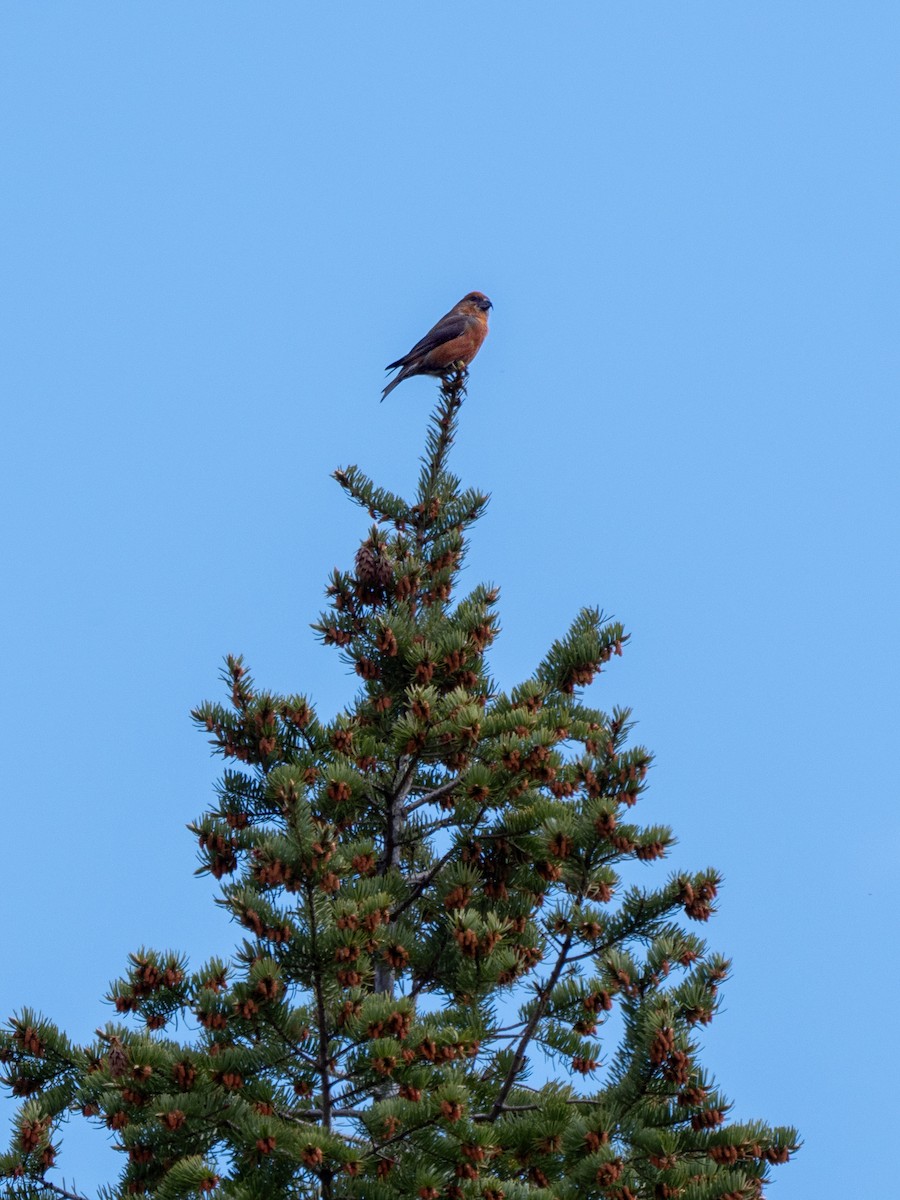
[385,313,472,370]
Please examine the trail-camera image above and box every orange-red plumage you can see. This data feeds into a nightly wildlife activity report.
[381,291,492,400]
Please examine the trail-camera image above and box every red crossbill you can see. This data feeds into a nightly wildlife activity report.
[381,291,492,400]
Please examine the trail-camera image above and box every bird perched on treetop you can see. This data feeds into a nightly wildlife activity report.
[381,292,492,400]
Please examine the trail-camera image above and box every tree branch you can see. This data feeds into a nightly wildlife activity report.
[30,1180,94,1200]
[375,756,416,997]
[305,882,333,1131]
[414,371,467,556]
[487,933,574,1122]
[403,775,462,814]
[392,802,489,921]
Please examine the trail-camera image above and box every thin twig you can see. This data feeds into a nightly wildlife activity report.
[32,1181,93,1200]
[403,775,462,813]
[487,933,574,1122]
[392,802,489,921]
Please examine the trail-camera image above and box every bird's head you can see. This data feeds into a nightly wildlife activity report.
[460,291,493,313]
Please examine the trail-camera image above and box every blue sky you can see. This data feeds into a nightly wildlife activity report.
[2,3,898,1195]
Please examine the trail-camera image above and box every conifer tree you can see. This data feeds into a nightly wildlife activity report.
[1,373,798,1200]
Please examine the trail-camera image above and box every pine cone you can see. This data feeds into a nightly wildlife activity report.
[355,542,393,589]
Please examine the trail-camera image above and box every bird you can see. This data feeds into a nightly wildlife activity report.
[381,291,492,400]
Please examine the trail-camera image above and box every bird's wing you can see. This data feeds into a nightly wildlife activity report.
[385,313,473,370]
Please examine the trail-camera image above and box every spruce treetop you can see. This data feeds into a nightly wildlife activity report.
[1,371,798,1200]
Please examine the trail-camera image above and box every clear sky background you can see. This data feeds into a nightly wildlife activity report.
[1,4,898,1196]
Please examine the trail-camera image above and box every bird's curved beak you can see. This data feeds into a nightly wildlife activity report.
[481,298,493,311]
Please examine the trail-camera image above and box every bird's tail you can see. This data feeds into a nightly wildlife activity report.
[380,370,405,402]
